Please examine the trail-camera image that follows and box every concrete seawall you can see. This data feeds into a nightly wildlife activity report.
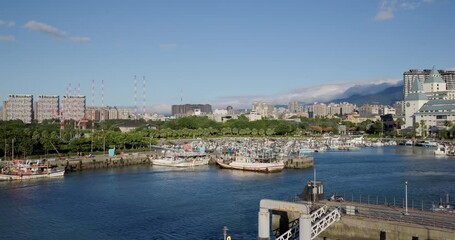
[284,156,314,169]
[1,152,314,172]
[317,215,455,240]
[58,153,153,172]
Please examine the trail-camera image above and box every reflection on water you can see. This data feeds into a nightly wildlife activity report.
[0,146,454,240]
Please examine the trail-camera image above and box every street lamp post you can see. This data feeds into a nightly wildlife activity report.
[405,181,409,215]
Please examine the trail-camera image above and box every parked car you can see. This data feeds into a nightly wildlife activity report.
[328,194,344,202]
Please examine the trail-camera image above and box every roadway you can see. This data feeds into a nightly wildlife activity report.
[317,200,455,230]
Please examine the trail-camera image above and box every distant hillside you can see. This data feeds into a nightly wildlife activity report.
[328,85,403,106]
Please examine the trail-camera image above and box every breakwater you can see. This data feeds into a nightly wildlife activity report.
[60,153,313,171]
[60,153,152,172]
[2,152,313,172]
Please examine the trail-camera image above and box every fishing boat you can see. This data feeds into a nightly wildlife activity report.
[0,159,65,181]
[151,150,210,167]
[216,155,285,173]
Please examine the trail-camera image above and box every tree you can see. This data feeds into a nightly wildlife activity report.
[413,122,420,138]
[266,128,275,136]
[420,120,426,138]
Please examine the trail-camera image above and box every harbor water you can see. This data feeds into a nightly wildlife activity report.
[1,146,454,239]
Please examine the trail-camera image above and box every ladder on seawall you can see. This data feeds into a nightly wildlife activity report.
[275,206,341,240]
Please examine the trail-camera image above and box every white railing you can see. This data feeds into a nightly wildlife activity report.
[275,206,330,240]
[311,208,341,239]
[311,206,327,222]
[275,224,299,240]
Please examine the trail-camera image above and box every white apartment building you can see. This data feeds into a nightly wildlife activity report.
[312,103,327,117]
[3,94,34,123]
[35,95,59,123]
[405,66,455,133]
[403,68,455,97]
[340,102,356,115]
[288,101,301,113]
[327,103,341,116]
[62,95,86,121]
[252,102,274,118]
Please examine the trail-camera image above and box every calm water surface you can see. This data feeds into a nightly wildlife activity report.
[1,146,454,239]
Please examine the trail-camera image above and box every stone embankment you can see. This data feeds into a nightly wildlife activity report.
[1,152,314,172]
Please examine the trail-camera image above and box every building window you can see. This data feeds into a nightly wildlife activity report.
[380,231,386,240]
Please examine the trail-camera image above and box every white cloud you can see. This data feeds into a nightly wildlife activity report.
[400,2,420,9]
[375,9,395,21]
[0,35,15,42]
[213,78,401,109]
[160,43,177,49]
[24,20,67,38]
[23,20,91,44]
[375,0,435,21]
[448,67,455,71]
[69,36,91,43]
[0,19,15,28]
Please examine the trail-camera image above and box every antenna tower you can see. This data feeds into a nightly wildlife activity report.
[142,76,146,115]
[91,80,95,132]
[134,75,138,115]
[77,83,81,122]
[101,80,105,121]
[68,83,72,121]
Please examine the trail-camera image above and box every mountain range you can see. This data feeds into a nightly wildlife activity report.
[327,84,403,106]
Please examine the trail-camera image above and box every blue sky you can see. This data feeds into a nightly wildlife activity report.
[1,0,454,113]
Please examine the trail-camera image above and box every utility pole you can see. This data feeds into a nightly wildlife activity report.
[405,181,409,215]
[12,138,14,160]
[4,139,6,161]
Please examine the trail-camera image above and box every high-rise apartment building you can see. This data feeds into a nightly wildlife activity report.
[3,94,34,123]
[327,103,341,116]
[172,104,212,116]
[403,68,455,97]
[35,95,59,123]
[312,103,327,117]
[252,102,274,118]
[288,101,301,113]
[339,102,357,115]
[62,95,86,121]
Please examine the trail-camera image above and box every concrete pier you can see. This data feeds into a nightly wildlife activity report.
[59,153,152,172]
[284,156,314,169]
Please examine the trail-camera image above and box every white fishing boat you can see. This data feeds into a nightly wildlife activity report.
[0,159,65,181]
[152,150,209,167]
[216,155,284,173]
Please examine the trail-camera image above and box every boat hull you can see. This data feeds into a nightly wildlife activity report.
[152,158,209,167]
[0,170,65,181]
[216,159,284,173]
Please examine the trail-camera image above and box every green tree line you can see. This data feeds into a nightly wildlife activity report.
[0,115,417,159]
